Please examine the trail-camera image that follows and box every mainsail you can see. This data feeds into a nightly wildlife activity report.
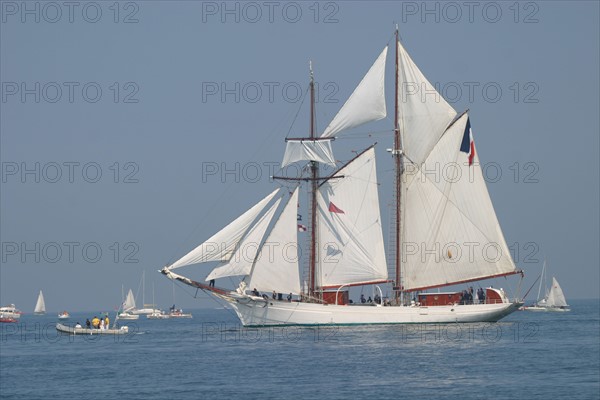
[401,113,517,291]
[317,147,388,288]
[546,277,568,307]
[169,189,280,269]
[247,187,302,294]
[34,290,46,314]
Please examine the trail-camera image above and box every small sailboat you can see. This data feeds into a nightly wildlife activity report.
[132,271,157,315]
[525,261,570,312]
[544,277,570,311]
[118,288,140,320]
[33,290,46,315]
[146,282,169,319]
[58,311,70,320]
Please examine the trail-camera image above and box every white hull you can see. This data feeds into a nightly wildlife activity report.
[132,308,156,315]
[147,312,170,319]
[523,305,569,312]
[224,295,521,327]
[169,312,192,319]
[118,313,139,320]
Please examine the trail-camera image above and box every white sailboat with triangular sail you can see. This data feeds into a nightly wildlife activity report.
[526,261,569,312]
[33,290,46,315]
[118,288,139,320]
[160,28,524,326]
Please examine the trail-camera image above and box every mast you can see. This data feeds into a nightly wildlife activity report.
[309,61,319,299]
[394,25,403,304]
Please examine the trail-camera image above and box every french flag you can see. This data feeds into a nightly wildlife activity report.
[460,118,476,166]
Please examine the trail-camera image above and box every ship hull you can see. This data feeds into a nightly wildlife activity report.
[224,296,521,327]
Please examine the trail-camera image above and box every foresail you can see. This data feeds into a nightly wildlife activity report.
[169,189,280,269]
[397,41,457,166]
[317,147,388,288]
[401,114,516,291]
[248,188,302,294]
[206,197,282,281]
[547,277,568,307]
[321,46,388,138]
[282,139,336,167]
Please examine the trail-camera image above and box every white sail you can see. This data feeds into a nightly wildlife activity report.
[281,139,336,167]
[248,187,302,295]
[317,147,388,288]
[206,196,282,281]
[397,41,457,166]
[169,189,280,269]
[546,277,568,307]
[123,289,136,312]
[321,46,388,138]
[34,290,46,314]
[401,113,517,291]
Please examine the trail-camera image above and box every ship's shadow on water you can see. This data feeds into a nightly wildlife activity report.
[2,302,598,399]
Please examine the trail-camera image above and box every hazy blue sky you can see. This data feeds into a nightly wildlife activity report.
[1,1,598,312]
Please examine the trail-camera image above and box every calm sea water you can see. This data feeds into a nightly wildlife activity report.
[1,299,598,399]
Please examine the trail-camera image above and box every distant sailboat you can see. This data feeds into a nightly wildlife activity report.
[545,277,569,311]
[525,261,570,312]
[132,271,156,315]
[118,288,139,320]
[34,290,46,315]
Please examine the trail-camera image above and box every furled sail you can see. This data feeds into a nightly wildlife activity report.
[546,277,568,307]
[123,289,136,312]
[317,147,388,288]
[169,189,280,269]
[34,290,46,314]
[321,46,388,138]
[281,139,336,167]
[401,113,517,291]
[397,41,457,166]
[248,187,302,294]
[206,197,282,281]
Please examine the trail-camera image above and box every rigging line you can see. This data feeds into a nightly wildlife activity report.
[171,278,238,320]
[334,129,395,138]
[285,82,310,139]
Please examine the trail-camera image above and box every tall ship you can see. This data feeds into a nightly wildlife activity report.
[161,29,524,326]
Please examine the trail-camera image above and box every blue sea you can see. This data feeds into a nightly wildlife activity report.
[1,299,598,399]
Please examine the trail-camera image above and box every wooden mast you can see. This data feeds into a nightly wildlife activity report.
[394,26,403,304]
[308,61,319,299]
